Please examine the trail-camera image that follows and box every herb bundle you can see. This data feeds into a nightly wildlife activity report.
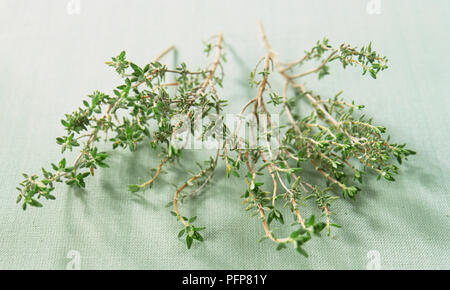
[16,24,414,256]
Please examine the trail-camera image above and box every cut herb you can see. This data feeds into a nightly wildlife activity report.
[16,25,415,256]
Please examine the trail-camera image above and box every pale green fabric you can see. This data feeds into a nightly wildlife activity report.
[0,0,448,269]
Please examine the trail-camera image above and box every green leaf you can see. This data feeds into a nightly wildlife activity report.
[29,199,43,208]
[46,194,56,200]
[59,158,66,169]
[304,215,315,227]
[383,174,395,182]
[313,222,326,234]
[128,184,140,193]
[186,235,193,249]
[267,211,274,225]
[258,236,268,243]
[96,161,109,168]
[193,232,204,242]
[275,211,284,224]
[61,119,69,127]
[296,246,309,257]
[113,90,121,97]
[231,170,240,177]
[290,228,307,238]
[130,63,143,75]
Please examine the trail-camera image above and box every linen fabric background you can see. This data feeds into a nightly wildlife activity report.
[0,0,448,269]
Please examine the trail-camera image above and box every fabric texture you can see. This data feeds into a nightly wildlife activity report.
[0,0,448,269]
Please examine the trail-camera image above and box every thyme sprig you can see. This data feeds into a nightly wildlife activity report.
[227,22,414,254]
[16,26,415,256]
